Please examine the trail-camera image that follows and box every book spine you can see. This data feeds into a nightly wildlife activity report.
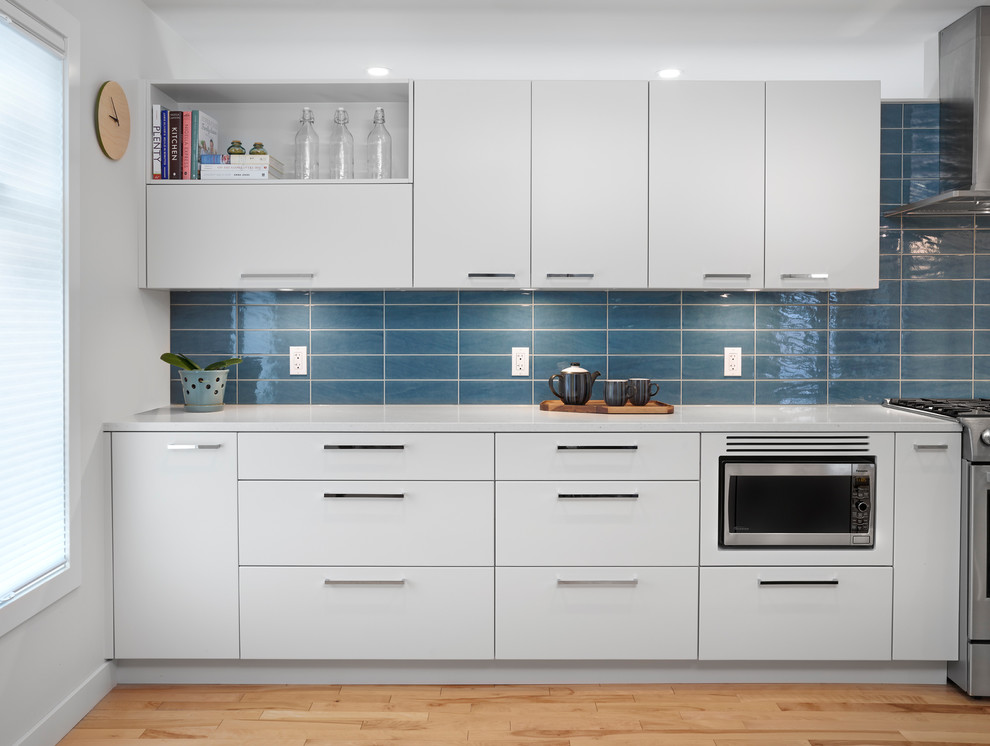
[199,153,230,164]
[189,110,199,180]
[227,154,271,164]
[151,104,162,180]
[168,110,181,179]
[181,110,192,179]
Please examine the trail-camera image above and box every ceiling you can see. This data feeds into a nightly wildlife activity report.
[139,0,985,98]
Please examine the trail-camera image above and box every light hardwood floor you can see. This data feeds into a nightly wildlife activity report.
[56,682,990,745]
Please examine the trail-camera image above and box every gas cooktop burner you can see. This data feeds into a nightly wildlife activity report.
[885,397,990,419]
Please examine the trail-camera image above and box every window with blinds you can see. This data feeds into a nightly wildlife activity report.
[0,7,68,609]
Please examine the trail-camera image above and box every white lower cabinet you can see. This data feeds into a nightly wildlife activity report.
[239,566,494,659]
[496,567,698,660]
[698,566,893,661]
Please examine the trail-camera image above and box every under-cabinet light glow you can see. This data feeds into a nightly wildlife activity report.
[367,67,391,77]
[657,68,682,79]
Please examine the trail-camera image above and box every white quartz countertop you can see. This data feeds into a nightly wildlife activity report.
[103,404,961,433]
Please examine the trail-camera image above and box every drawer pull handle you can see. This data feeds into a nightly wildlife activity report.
[240,272,316,279]
[556,445,638,451]
[556,578,638,587]
[324,492,405,499]
[166,443,222,450]
[546,273,594,279]
[468,272,516,278]
[324,579,406,586]
[324,444,405,450]
[703,273,752,280]
[914,443,949,451]
[557,493,639,500]
[758,579,839,586]
[780,273,828,280]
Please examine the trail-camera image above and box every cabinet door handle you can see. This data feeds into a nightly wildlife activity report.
[546,273,594,279]
[240,272,316,279]
[557,578,638,587]
[703,273,752,280]
[166,443,222,450]
[468,273,516,278]
[556,445,638,451]
[324,444,405,450]
[557,493,639,500]
[914,443,950,451]
[758,579,839,586]
[323,492,405,499]
[780,273,829,280]
[324,578,406,586]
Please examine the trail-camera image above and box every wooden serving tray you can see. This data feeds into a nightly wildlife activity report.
[540,399,674,414]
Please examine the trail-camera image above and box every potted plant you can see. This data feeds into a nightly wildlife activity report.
[161,353,242,412]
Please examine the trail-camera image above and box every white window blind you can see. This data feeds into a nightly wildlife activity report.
[0,10,67,606]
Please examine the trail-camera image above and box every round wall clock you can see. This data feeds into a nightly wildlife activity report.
[96,80,130,160]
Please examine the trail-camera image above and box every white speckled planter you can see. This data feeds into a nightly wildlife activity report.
[179,369,229,412]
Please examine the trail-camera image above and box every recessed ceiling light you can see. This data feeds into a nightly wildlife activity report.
[657,68,682,79]
[367,67,391,77]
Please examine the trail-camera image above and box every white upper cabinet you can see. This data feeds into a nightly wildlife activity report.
[764,81,880,290]
[413,80,531,288]
[531,81,649,289]
[649,81,766,289]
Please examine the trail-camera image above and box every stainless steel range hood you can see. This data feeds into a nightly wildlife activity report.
[887,6,990,217]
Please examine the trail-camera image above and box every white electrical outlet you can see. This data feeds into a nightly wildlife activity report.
[511,347,529,376]
[724,347,742,377]
[289,346,307,375]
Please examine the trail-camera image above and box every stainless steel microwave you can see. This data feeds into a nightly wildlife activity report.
[720,457,876,548]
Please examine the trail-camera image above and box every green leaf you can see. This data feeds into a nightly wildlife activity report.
[160,352,200,370]
[205,357,243,371]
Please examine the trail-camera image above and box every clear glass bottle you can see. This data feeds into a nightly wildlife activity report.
[328,107,353,179]
[367,106,392,179]
[294,107,319,179]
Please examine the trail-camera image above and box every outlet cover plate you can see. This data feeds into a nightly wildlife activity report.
[724,347,742,377]
[511,347,529,376]
[290,346,307,375]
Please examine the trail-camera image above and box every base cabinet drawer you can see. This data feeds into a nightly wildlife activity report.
[239,567,494,660]
[495,567,698,660]
[698,566,892,661]
[239,480,494,566]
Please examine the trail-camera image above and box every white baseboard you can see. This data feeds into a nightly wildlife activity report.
[13,661,115,746]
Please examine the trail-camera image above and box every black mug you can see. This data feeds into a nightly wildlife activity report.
[602,379,630,406]
[627,378,659,406]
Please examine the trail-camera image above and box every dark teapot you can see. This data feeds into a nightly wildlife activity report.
[548,362,601,406]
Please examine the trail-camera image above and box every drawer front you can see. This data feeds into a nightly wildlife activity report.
[495,567,698,660]
[238,432,494,480]
[240,567,495,660]
[698,566,892,661]
[496,433,699,481]
[239,480,494,566]
[496,481,698,566]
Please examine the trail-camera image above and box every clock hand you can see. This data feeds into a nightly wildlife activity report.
[109,97,119,125]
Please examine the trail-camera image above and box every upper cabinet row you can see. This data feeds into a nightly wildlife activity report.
[143,79,879,291]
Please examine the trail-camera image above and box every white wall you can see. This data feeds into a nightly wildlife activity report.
[0,1,211,744]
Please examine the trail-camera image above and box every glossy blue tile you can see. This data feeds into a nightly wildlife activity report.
[172,291,237,305]
[682,304,754,330]
[533,330,607,355]
[683,331,755,354]
[976,331,990,354]
[755,355,826,380]
[238,355,297,380]
[608,291,681,304]
[310,330,383,354]
[756,305,827,330]
[239,305,310,329]
[459,380,533,404]
[310,291,384,304]
[903,215,975,231]
[385,290,457,305]
[977,255,990,279]
[534,304,607,329]
[385,380,457,404]
[459,304,532,329]
[904,103,938,128]
[828,305,899,330]
[975,305,990,329]
[903,230,974,254]
[976,231,990,252]
[828,330,900,355]
[310,355,384,380]
[879,255,901,280]
[974,356,990,379]
[829,355,899,380]
[907,180,941,202]
[385,330,458,354]
[459,290,533,305]
[682,291,755,305]
[902,280,974,305]
[237,380,310,404]
[385,355,457,380]
[901,306,973,330]
[756,380,828,405]
[828,380,898,405]
[903,154,939,179]
[311,305,384,330]
[171,304,237,330]
[880,129,902,154]
[312,380,384,404]
[880,155,901,179]
[169,330,237,356]
[608,330,681,354]
[534,291,607,305]
[903,255,974,280]
[681,380,755,405]
[754,292,827,305]
[459,330,533,354]
[880,103,903,128]
[385,305,457,329]
[901,380,974,398]
[238,291,310,305]
[756,330,827,355]
[535,355,607,383]
[607,355,680,380]
[683,355,753,380]
[237,330,309,355]
[903,129,938,153]
[607,305,680,330]
[901,355,972,379]
[460,355,516,380]
[879,231,901,255]
[880,180,903,205]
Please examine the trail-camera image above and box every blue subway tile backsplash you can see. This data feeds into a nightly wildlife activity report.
[169,101,989,406]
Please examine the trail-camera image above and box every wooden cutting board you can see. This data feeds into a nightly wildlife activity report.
[539,399,674,414]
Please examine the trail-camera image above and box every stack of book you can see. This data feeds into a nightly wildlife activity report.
[199,153,286,180]
[151,105,219,180]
